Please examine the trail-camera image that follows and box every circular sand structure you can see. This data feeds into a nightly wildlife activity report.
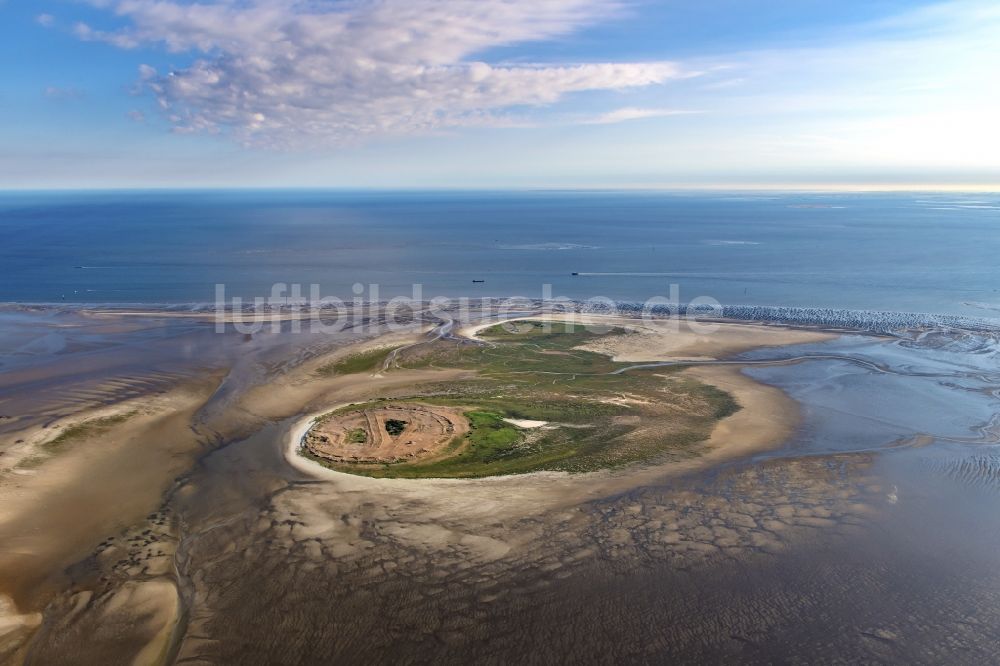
[304,403,469,465]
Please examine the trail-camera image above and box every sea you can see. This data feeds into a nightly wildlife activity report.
[1,189,999,320]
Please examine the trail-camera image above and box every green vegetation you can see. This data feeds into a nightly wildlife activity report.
[384,419,408,436]
[19,411,141,468]
[477,319,624,342]
[308,320,741,479]
[347,428,367,443]
[317,346,399,376]
[46,411,136,449]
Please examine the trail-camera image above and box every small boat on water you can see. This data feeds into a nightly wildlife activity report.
[472,279,485,283]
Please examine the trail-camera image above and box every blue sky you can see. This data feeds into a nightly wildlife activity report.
[2,0,999,189]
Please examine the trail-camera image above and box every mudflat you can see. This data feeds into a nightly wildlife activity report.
[4,305,1000,664]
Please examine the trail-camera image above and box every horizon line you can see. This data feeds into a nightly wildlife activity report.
[1,182,999,194]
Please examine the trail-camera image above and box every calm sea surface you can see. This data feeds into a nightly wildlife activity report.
[2,190,999,315]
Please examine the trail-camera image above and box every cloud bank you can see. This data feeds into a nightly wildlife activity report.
[74,0,682,148]
[582,107,696,124]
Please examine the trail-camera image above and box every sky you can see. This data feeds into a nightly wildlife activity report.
[2,0,999,190]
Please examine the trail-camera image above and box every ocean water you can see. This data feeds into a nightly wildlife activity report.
[1,190,999,316]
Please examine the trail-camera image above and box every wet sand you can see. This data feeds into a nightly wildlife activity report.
[0,374,222,606]
[3,306,1000,664]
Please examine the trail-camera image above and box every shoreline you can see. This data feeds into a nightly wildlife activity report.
[3,300,997,335]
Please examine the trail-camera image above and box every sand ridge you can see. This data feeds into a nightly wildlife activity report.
[461,313,835,361]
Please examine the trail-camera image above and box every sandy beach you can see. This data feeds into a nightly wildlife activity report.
[461,313,836,360]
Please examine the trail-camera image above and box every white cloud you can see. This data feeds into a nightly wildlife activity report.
[582,107,698,124]
[44,86,87,101]
[36,13,55,27]
[75,0,684,148]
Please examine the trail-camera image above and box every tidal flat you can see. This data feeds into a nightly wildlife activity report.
[2,303,1000,664]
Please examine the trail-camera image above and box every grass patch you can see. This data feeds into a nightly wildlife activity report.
[41,411,137,454]
[317,346,399,376]
[465,410,522,454]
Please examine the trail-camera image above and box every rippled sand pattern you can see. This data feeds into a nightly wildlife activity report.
[114,455,884,664]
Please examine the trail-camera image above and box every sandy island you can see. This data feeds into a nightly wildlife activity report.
[285,313,835,517]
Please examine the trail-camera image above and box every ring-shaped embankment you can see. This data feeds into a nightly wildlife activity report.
[303,403,469,465]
